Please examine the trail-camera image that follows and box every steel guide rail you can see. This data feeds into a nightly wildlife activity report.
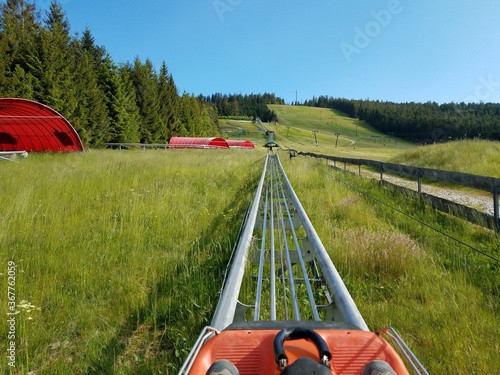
[210,153,368,331]
[179,153,428,375]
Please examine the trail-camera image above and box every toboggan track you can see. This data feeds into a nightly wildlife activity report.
[179,152,428,375]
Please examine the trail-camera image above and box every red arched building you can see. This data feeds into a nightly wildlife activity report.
[226,140,255,148]
[169,137,229,149]
[0,98,84,152]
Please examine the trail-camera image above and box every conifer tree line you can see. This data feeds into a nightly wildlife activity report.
[203,93,284,123]
[304,96,500,142]
[0,0,219,146]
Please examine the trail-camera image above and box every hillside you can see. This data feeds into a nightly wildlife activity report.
[218,105,414,160]
[303,97,500,142]
[390,139,500,177]
[267,105,415,160]
[256,105,500,178]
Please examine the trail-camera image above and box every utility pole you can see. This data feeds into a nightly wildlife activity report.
[312,131,318,146]
[295,90,298,105]
[335,133,340,148]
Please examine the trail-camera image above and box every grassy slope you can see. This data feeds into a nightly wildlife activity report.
[220,105,416,160]
[390,139,500,177]
[268,105,415,160]
[268,105,500,177]
[284,157,499,374]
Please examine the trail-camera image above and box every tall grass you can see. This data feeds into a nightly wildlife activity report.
[1,149,499,374]
[283,155,500,374]
[0,149,264,374]
[391,139,500,177]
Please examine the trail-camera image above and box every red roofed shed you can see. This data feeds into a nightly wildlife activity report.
[0,98,84,152]
[226,140,255,148]
[169,137,229,149]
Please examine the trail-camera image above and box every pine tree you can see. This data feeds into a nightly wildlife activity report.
[70,38,109,146]
[158,61,183,140]
[179,93,196,136]
[110,65,141,143]
[131,57,162,143]
[0,0,40,97]
[30,1,77,117]
[156,62,172,142]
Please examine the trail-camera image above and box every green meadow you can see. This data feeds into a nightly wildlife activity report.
[1,107,499,374]
[220,105,416,159]
[391,139,500,177]
[268,105,415,160]
[1,149,265,374]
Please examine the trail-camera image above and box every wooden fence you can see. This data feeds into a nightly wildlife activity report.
[297,151,500,232]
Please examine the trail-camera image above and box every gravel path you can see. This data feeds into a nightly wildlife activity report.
[334,164,495,217]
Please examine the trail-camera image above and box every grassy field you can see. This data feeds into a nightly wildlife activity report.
[267,105,415,160]
[1,147,499,374]
[286,157,499,374]
[1,106,499,374]
[390,139,500,177]
[1,149,265,374]
[218,105,416,160]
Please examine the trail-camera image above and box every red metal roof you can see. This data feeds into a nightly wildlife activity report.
[226,140,255,148]
[0,98,84,152]
[169,137,229,149]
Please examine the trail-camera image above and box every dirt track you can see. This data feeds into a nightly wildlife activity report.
[333,163,495,217]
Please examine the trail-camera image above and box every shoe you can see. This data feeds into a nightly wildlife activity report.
[361,360,397,375]
[205,360,240,375]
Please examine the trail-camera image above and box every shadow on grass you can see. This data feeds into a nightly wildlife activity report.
[85,173,261,375]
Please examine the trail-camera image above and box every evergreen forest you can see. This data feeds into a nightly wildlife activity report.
[304,96,500,143]
[204,93,284,122]
[0,0,223,146]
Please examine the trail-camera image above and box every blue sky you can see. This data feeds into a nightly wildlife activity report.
[31,0,500,104]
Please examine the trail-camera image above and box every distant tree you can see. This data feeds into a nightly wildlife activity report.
[205,92,285,120]
[158,61,182,141]
[0,0,40,97]
[109,64,141,143]
[73,48,111,145]
[131,57,162,143]
[30,1,77,116]
[303,96,500,142]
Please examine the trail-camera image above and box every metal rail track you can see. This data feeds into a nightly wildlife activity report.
[211,152,368,331]
[179,152,428,375]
